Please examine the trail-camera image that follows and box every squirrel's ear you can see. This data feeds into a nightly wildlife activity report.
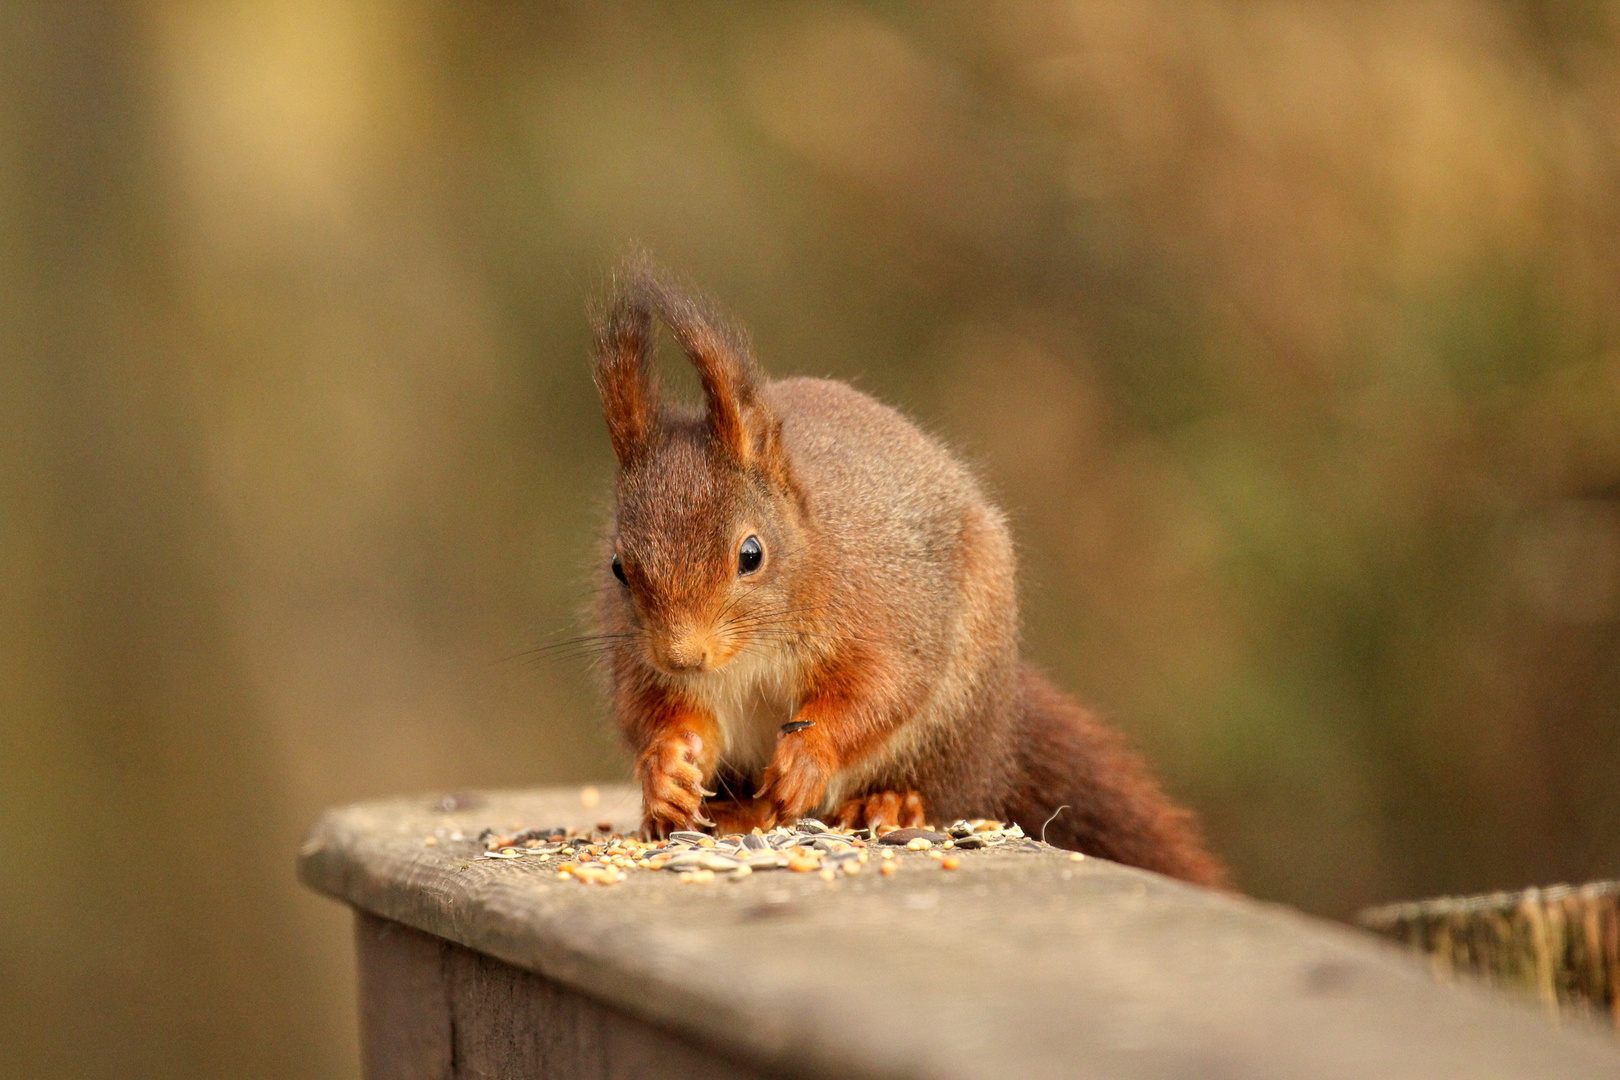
[747,408,795,493]
[651,279,771,470]
[591,276,661,468]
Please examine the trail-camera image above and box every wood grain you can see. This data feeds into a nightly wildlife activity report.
[301,786,1620,1079]
[356,912,766,1080]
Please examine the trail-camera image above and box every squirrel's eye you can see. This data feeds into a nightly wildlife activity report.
[611,554,627,585]
[737,535,763,576]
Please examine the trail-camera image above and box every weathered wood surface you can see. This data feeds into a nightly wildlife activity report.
[355,912,765,1079]
[300,785,1620,1079]
[1360,881,1620,1028]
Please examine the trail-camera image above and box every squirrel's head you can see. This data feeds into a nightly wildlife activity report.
[591,260,807,677]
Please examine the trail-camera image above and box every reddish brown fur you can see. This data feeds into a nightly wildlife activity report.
[1003,667,1227,886]
[588,259,1226,887]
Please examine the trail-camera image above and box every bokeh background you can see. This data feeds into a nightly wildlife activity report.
[6,1,1620,1075]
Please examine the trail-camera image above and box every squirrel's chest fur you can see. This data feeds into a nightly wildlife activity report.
[678,641,805,777]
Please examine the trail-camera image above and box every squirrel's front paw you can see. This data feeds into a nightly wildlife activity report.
[756,725,835,822]
[637,731,712,838]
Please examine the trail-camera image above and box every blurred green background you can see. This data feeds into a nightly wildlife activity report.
[6,1,1620,1075]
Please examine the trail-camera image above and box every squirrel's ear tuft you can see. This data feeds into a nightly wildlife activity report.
[591,265,662,468]
[640,268,778,473]
[597,254,792,484]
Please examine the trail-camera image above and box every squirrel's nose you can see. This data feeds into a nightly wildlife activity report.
[657,635,710,674]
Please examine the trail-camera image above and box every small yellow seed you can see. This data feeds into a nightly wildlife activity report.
[423,836,437,846]
[819,867,836,881]
[928,850,945,861]
[1069,852,1085,862]
[880,861,897,876]
[906,838,931,851]
[941,856,961,871]
[881,850,895,860]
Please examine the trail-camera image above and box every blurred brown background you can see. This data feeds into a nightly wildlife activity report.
[5,1,1620,1076]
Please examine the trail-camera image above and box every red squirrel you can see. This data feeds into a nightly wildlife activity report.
[590,259,1226,887]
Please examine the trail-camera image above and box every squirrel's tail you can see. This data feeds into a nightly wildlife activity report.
[1003,665,1230,889]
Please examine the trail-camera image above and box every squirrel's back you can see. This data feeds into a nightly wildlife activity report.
[766,376,1009,614]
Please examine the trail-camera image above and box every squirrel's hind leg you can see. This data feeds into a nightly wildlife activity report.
[832,790,927,831]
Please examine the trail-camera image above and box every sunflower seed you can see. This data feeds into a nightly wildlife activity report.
[662,853,708,871]
[878,829,950,846]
